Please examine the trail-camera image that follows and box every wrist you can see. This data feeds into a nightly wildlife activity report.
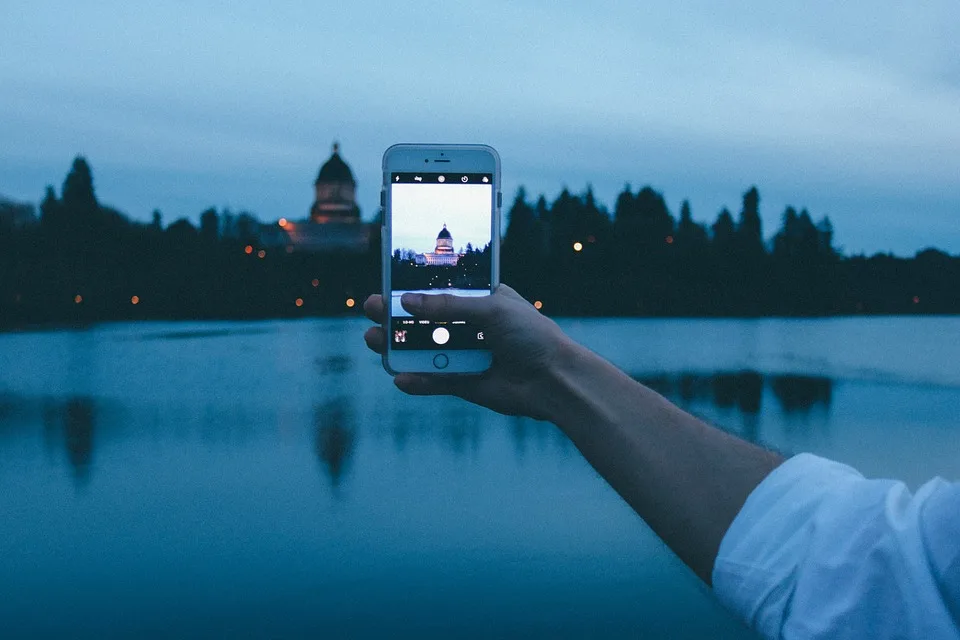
[537,338,624,429]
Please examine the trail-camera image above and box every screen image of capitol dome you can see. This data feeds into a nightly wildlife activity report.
[258,142,376,253]
[414,225,461,266]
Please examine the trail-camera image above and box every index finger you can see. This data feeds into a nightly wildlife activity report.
[400,292,499,323]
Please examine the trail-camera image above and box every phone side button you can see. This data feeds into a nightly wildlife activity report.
[497,192,502,208]
[433,354,449,370]
[380,190,386,208]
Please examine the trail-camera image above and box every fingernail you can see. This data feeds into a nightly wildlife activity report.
[401,293,422,312]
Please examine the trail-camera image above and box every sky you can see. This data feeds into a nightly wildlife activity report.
[391,183,493,254]
[1,0,958,255]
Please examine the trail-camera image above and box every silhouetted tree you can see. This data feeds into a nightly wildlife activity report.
[736,186,764,257]
[199,207,219,243]
[676,200,708,249]
[61,156,98,222]
[39,186,61,229]
[711,208,736,249]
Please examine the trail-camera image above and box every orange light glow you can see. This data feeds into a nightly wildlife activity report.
[244,245,253,254]
[311,279,320,288]
[665,235,674,244]
[534,300,543,310]
[278,218,288,227]
[913,296,920,304]
[573,242,583,252]
[74,294,83,304]
[285,246,294,253]
[345,297,356,308]
[295,298,304,307]
[257,249,266,259]
[131,295,140,305]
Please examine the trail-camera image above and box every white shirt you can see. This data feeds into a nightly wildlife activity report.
[713,453,960,639]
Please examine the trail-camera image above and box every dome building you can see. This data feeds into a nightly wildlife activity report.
[416,224,461,266]
[310,142,359,222]
[259,142,374,253]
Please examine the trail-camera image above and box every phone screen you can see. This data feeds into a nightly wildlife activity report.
[390,172,493,351]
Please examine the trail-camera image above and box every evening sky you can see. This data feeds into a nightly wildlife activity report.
[1,0,958,254]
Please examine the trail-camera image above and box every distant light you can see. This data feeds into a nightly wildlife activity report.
[587,235,596,243]
[285,246,294,253]
[131,295,140,305]
[534,300,543,310]
[311,278,320,288]
[913,296,920,304]
[244,245,253,255]
[345,297,356,308]
[295,298,304,307]
[257,249,266,259]
[665,235,674,244]
[573,242,583,252]
[74,294,83,304]
[278,218,288,227]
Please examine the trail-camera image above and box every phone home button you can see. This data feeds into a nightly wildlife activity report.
[432,354,449,370]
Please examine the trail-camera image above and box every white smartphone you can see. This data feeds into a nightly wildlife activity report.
[381,144,501,374]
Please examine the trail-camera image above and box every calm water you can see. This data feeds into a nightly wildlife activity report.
[2,317,959,638]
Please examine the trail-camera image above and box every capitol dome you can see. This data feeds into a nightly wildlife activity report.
[315,142,356,185]
[434,224,455,254]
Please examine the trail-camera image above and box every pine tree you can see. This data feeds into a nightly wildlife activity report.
[735,186,763,256]
[61,156,99,221]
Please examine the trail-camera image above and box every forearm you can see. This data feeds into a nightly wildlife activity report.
[543,340,784,584]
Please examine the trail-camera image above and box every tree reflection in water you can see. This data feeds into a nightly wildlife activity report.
[314,397,356,491]
[38,396,97,487]
[633,370,833,443]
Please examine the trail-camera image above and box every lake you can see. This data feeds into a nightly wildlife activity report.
[2,316,959,638]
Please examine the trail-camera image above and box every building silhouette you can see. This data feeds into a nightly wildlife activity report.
[261,142,374,253]
[310,142,359,222]
[416,224,460,266]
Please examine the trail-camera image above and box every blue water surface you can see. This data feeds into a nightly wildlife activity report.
[1,316,959,638]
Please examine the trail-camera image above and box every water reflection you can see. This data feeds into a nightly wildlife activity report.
[771,375,832,413]
[315,354,352,375]
[314,397,356,490]
[39,396,97,487]
[634,371,833,416]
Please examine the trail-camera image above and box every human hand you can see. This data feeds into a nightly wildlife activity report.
[362,285,577,420]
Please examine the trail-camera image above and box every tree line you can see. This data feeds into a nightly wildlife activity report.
[1,156,958,328]
[502,185,959,316]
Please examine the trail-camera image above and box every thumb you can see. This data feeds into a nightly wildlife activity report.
[400,292,496,322]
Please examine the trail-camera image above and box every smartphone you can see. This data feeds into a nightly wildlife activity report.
[381,144,501,374]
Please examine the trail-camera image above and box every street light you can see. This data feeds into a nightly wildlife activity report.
[573,242,583,252]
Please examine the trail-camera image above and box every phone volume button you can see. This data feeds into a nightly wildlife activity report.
[497,192,502,208]
[380,190,386,208]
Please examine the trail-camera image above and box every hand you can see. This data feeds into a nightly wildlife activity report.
[363,285,576,420]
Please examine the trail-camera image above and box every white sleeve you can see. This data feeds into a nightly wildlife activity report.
[712,453,960,640]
